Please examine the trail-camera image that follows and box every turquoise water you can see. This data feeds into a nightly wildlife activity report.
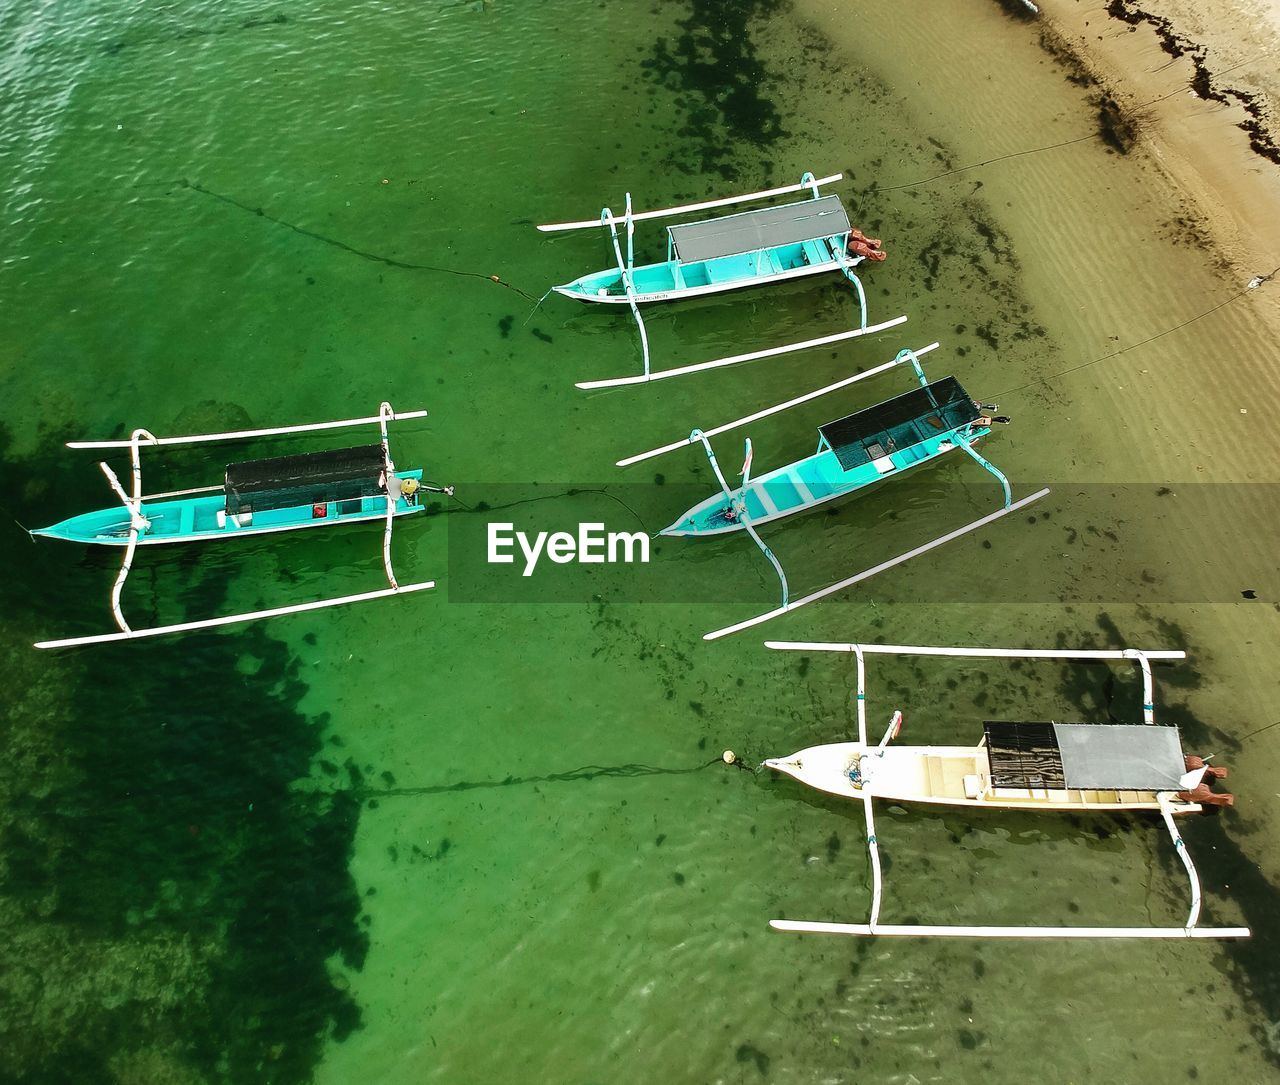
[2,1,1278,1082]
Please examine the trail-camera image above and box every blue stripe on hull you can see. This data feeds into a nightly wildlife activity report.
[661,431,990,537]
[33,470,428,546]
[557,239,845,303]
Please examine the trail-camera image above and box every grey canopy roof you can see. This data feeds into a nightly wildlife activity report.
[667,195,851,263]
[1054,724,1186,790]
[984,722,1186,791]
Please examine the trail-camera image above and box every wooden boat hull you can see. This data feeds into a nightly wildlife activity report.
[555,238,853,304]
[661,427,991,537]
[33,469,427,547]
[765,741,1198,814]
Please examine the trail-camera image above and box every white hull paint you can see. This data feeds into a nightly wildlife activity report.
[764,741,1199,814]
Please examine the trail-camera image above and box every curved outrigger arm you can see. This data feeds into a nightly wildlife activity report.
[1123,648,1156,724]
[378,401,401,590]
[689,430,789,609]
[377,399,453,593]
[953,430,1013,509]
[600,199,652,381]
[834,246,869,332]
[1159,792,1203,930]
[97,427,156,635]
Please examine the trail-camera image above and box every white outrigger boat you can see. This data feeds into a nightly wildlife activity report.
[758,642,1249,940]
[537,171,907,389]
[619,343,1049,639]
[32,403,451,649]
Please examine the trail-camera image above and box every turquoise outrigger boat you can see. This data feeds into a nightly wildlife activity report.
[33,402,451,649]
[549,191,859,305]
[662,374,1001,537]
[618,344,1050,639]
[538,171,906,389]
[34,449,426,547]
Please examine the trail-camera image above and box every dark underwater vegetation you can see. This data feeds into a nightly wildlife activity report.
[0,426,366,1083]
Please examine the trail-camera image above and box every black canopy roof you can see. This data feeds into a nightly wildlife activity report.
[224,444,388,515]
[818,376,979,472]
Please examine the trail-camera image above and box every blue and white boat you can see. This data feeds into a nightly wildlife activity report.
[549,190,862,305]
[662,373,1000,537]
[34,444,427,547]
[538,171,906,389]
[618,344,1050,639]
[33,403,451,649]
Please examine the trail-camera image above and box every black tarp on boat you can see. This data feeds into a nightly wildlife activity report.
[818,376,980,471]
[224,443,388,515]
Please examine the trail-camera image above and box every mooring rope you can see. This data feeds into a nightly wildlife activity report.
[993,267,1279,399]
[172,178,537,299]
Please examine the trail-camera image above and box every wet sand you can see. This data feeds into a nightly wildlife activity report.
[1037,0,1280,302]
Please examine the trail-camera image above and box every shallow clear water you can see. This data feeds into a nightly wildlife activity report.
[2,1,1278,1082]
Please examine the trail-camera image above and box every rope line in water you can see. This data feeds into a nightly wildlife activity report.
[434,486,653,535]
[994,268,1279,398]
[881,133,1097,192]
[172,178,536,299]
[1238,719,1280,742]
[303,758,723,801]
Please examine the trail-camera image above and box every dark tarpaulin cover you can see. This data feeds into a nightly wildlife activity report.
[818,376,979,472]
[224,443,387,514]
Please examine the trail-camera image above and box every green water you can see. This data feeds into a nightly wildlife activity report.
[2,1,1278,1082]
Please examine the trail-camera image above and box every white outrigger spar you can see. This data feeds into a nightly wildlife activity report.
[618,344,1049,640]
[537,171,906,389]
[759,642,1250,940]
[35,403,443,649]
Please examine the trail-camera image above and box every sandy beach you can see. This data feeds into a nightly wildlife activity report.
[1037,0,1280,307]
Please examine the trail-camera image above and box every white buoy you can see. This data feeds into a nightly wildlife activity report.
[722,750,737,765]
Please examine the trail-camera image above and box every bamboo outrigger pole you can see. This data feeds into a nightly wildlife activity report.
[576,317,908,391]
[702,489,1050,641]
[67,408,431,449]
[35,584,435,650]
[617,344,940,467]
[536,172,846,232]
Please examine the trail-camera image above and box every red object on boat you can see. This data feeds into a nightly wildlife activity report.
[312,503,328,519]
[848,229,887,262]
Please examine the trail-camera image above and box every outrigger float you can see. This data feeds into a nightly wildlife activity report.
[757,642,1248,941]
[537,171,907,389]
[619,344,1049,640]
[32,403,451,649]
